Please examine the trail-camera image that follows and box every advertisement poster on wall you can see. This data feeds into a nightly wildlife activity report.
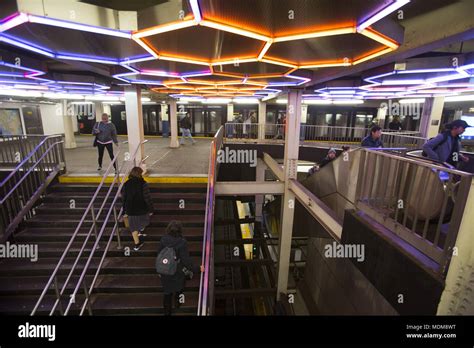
[0,108,23,135]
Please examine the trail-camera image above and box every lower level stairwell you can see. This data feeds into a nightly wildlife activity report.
[0,182,207,315]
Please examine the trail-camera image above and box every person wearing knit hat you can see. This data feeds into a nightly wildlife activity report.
[307,147,339,177]
[422,119,470,165]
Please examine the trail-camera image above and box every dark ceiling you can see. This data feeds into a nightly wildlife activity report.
[80,0,168,11]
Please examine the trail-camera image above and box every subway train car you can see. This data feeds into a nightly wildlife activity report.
[95,103,442,136]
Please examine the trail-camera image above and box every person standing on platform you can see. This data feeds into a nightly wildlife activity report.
[156,221,203,315]
[92,113,118,172]
[122,166,154,251]
[361,125,384,148]
[179,113,196,145]
[243,115,251,138]
[388,116,403,131]
[422,119,470,167]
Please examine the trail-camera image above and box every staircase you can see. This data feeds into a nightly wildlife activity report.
[0,182,206,315]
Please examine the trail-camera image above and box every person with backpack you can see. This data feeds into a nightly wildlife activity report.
[422,119,470,166]
[121,166,154,251]
[155,220,203,315]
[92,113,119,172]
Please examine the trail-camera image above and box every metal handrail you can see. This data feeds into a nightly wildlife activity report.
[30,146,122,315]
[224,123,420,143]
[198,126,224,316]
[0,134,64,189]
[67,140,147,315]
[1,140,64,203]
[364,148,473,176]
[30,139,147,315]
[355,148,473,273]
[0,135,65,241]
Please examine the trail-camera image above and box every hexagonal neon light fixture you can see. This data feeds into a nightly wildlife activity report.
[133,0,407,79]
[0,13,153,65]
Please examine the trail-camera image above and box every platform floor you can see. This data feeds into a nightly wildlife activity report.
[63,135,212,176]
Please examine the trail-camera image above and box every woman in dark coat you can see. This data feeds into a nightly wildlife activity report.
[157,221,203,315]
[122,166,154,251]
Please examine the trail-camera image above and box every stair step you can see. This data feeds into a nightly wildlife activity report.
[33,240,202,258]
[35,203,206,215]
[0,257,201,276]
[2,182,207,316]
[14,227,203,242]
[0,274,200,296]
[44,192,206,199]
[24,214,205,228]
[0,292,199,315]
[90,292,198,315]
[48,183,206,194]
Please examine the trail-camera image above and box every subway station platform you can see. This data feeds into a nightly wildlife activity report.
[60,135,211,183]
[1,0,474,335]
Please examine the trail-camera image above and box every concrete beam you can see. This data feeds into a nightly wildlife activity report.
[288,179,343,240]
[215,181,284,196]
[262,152,284,181]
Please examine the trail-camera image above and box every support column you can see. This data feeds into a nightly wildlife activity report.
[377,105,388,127]
[419,96,445,138]
[300,104,308,140]
[62,101,76,149]
[437,179,474,315]
[169,99,179,148]
[227,103,234,122]
[94,102,104,122]
[124,86,145,170]
[258,101,266,140]
[255,158,265,222]
[276,89,302,298]
[161,103,169,137]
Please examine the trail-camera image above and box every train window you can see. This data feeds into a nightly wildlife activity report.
[325,114,333,124]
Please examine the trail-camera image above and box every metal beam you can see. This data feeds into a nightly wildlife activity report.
[215,181,284,195]
[263,152,284,181]
[276,89,302,298]
[288,179,343,240]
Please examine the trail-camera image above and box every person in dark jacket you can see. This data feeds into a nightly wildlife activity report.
[157,221,203,316]
[179,113,196,145]
[361,125,383,148]
[307,148,337,177]
[422,119,470,166]
[388,116,403,131]
[92,113,119,171]
[122,167,154,251]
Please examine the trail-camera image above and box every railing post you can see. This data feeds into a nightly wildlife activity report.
[53,276,64,315]
[82,281,93,316]
[113,206,122,249]
[90,203,99,241]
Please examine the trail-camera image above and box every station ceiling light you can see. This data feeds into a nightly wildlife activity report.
[0,0,411,100]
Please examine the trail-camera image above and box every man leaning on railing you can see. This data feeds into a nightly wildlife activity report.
[422,119,470,168]
[361,125,384,148]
